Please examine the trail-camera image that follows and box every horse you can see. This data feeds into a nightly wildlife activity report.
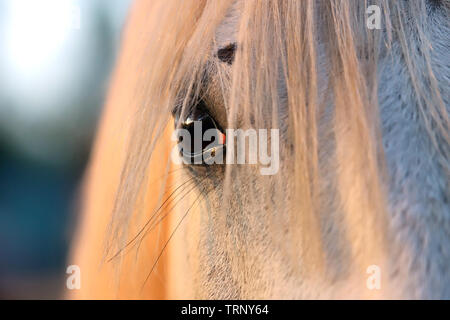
[70,0,450,299]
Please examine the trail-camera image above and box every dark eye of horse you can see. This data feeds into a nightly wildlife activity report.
[175,100,226,165]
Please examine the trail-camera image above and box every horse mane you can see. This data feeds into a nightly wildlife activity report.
[70,0,449,298]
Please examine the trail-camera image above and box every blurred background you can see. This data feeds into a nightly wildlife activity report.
[0,0,132,299]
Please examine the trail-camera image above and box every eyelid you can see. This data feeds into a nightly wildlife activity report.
[171,96,202,123]
[172,68,210,121]
[173,98,223,131]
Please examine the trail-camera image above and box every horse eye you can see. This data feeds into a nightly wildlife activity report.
[175,101,226,165]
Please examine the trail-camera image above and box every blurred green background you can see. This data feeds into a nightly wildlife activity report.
[0,0,132,299]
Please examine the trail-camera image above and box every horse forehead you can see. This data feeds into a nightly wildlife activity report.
[215,1,241,50]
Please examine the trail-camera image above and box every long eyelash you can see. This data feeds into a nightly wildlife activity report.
[147,167,186,185]
[140,180,217,293]
[108,173,199,262]
[108,170,214,262]
[133,174,211,257]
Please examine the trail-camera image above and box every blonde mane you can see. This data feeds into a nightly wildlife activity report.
[71,0,449,299]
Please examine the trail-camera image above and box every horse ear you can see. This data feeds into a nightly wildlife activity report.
[68,0,174,299]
